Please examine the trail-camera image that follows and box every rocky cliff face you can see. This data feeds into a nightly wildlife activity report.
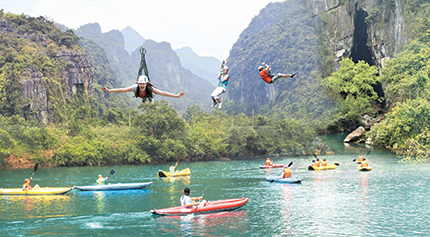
[22,50,94,123]
[311,0,407,69]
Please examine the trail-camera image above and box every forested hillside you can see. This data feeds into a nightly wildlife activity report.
[225,1,336,131]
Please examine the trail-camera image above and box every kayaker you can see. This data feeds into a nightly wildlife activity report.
[282,166,292,178]
[180,187,205,208]
[22,177,40,190]
[96,174,108,185]
[170,161,178,173]
[314,158,321,167]
[360,158,369,168]
[266,158,273,166]
[258,62,296,84]
[101,75,185,103]
[322,159,328,167]
[358,154,364,162]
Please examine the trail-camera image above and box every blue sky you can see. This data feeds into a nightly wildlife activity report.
[1,0,277,60]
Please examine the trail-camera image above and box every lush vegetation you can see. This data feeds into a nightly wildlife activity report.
[0,101,317,168]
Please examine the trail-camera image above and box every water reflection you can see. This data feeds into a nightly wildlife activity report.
[95,192,104,214]
[1,195,72,220]
[155,210,248,236]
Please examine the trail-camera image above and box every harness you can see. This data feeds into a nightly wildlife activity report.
[135,47,153,103]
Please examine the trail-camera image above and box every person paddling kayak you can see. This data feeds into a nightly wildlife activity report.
[282,166,292,178]
[322,159,328,167]
[360,158,369,168]
[314,158,322,167]
[265,158,273,166]
[96,174,108,185]
[180,187,206,208]
[23,177,40,190]
[170,161,179,173]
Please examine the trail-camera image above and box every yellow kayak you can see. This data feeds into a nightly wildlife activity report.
[0,187,74,195]
[157,168,191,178]
[308,163,337,171]
[359,167,373,172]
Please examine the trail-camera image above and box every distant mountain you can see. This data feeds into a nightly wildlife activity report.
[121,26,145,54]
[76,23,136,87]
[175,47,221,86]
[225,1,335,121]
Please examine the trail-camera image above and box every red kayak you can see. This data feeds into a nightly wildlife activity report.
[260,164,284,169]
[150,198,248,216]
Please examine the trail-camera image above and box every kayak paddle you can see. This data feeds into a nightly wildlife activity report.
[30,163,39,179]
[107,169,115,179]
[194,185,210,214]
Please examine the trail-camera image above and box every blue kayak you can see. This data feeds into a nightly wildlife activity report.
[265,175,301,184]
[75,182,152,191]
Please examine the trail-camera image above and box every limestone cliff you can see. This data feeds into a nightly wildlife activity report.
[311,0,407,69]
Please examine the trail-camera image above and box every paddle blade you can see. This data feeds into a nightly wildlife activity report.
[34,163,39,172]
[366,150,371,156]
[352,159,357,162]
[110,170,115,175]
[334,163,340,166]
[313,154,317,159]
[288,161,293,167]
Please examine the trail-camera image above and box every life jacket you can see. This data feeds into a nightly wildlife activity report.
[218,74,229,89]
[134,84,152,103]
[322,161,327,167]
[266,159,271,166]
[259,69,272,84]
[283,168,291,178]
[314,161,321,167]
[360,160,369,168]
[358,156,364,162]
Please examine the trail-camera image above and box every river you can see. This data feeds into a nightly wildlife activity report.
[1,133,430,236]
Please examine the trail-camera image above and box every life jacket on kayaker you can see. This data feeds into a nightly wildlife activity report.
[282,167,292,178]
[322,159,327,167]
[314,159,321,167]
[266,158,273,166]
[360,158,369,168]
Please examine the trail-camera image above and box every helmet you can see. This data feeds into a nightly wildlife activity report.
[258,66,264,71]
[223,66,229,70]
[136,75,149,84]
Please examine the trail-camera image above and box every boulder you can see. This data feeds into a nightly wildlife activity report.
[344,126,366,143]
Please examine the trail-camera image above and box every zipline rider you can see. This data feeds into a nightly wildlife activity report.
[101,75,185,102]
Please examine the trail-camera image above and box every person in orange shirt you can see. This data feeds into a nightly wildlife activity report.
[258,62,296,84]
[282,166,292,178]
[314,158,321,167]
[266,158,273,166]
[358,154,364,163]
[322,159,328,167]
[360,158,369,168]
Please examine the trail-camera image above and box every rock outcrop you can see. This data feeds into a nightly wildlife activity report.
[344,126,366,143]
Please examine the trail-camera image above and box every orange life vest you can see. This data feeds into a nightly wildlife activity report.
[283,168,292,178]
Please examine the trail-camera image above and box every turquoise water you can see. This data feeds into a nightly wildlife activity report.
[1,134,430,236]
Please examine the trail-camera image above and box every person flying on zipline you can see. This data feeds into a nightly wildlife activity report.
[101,47,185,102]
[101,75,185,102]
[258,62,295,84]
[210,62,229,109]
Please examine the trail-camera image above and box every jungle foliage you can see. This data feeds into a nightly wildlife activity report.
[0,102,317,168]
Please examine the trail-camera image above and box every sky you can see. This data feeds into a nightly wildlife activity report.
[1,0,278,60]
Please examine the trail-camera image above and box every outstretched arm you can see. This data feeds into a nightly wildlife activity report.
[101,86,133,93]
[153,88,185,98]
